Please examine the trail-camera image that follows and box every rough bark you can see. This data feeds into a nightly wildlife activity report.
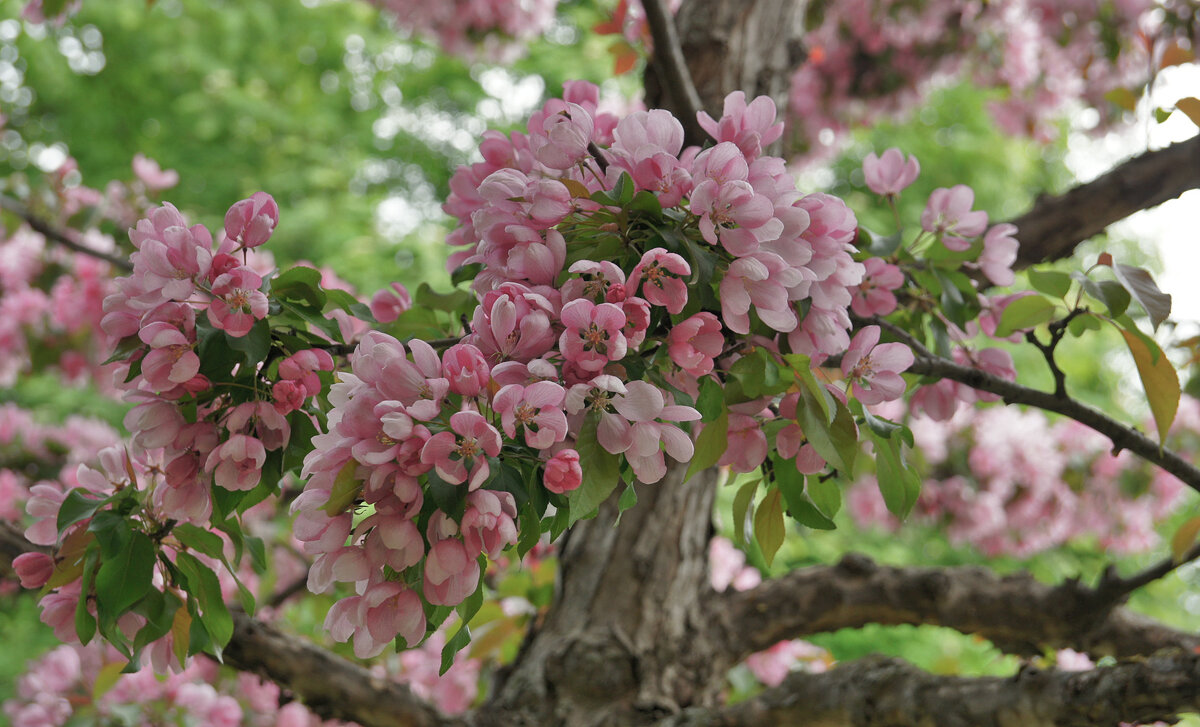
[710,553,1200,663]
[645,0,807,138]
[474,465,726,727]
[1011,135,1200,268]
[657,650,1200,727]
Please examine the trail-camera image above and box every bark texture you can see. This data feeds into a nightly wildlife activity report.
[657,650,1200,727]
[475,465,725,726]
[710,553,1200,662]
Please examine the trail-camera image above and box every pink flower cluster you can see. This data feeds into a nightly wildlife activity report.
[368,0,559,61]
[849,400,1193,557]
[785,0,1191,160]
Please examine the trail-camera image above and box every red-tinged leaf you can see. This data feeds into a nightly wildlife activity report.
[1113,263,1172,331]
[1096,252,1114,267]
[752,488,785,567]
[1160,42,1195,69]
[1119,328,1180,443]
[1171,516,1200,563]
[561,179,591,199]
[609,41,639,75]
[1176,97,1200,128]
[1105,87,1140,112]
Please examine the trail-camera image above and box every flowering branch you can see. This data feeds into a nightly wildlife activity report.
[1009,135,1200,268]
[0,195,135,272]
[709,553,1200,664]
[641,0,707,145]
[655,650,1200,727]
[868,317,1200,497]
[0,521,459,727]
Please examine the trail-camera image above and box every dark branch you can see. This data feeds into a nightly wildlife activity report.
[708,553,1200,664]
[868,316,1200,498]
[1009,134,1200,268]
[0,195,134,272]
[657,651,1200,727]
[0,521,458,727]
[641,0,707,146]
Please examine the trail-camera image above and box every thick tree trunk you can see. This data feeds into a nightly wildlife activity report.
[645,0,807,132]
[475,465,726,726]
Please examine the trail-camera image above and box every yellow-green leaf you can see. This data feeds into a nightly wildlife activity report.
[685,409,729,482]
[1119,328,1180,442]
[752,488,785,567]
[322,461,362,516]
[1105,87,1140,112]
[1176,97,1200,128]
[171,604,192,667]
[92,661,127,701]
[732,477,760,545]
[1171,515,1200,563]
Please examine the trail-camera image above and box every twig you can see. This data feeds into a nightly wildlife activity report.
[0,195,134,272]
[641,0,707,145]
[1095,541,1200,603]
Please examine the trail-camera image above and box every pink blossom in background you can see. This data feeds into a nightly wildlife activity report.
[977,223,1020,286]
[862,148,920,196]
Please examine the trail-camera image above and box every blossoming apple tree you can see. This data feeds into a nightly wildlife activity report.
[4,0,1200,725]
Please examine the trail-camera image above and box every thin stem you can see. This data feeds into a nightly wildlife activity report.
[0,195,134,272]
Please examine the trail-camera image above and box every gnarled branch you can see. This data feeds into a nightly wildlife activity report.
[0,195,134,272]
[641,0,707,146]
[1010,134,1200,268]
[708,553,1200,665]
[656,650,1200,727]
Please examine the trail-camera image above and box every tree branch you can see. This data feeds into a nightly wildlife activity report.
[1009,134,1200,268]
[708,553,1200,665]
[656,651,1200,727]
[641,0,708,146]
[0,521,459,727]
[867,316,1200,498]
[0,195,134,272]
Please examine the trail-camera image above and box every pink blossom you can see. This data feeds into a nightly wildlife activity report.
[461,489,518,558]
[921,185,989,251]
[132,153,180,191]
[716,414,769,473]
[558,299,628,372]
[204,434,267,491]
[224,192,279,249]
[138,321,200,390]
[130,223,213,303]
[530,101,595,170]
[978,223,1020,286]
[841,326,914,405]
[627,248,690,314]
[13,552,54,589]
[696,91,784,161]
[208,267,268,337]
[442,343,491,397]
[611,381,700,483]
[690,172,781,255]
[466,282,558,363]
[862,148,920,196]
[719,252,803,334]
[354,582,427,657]
[544,449,582,494]
[420,411,502,489]
[493,381,568,449]
[850,257,904,317]
[278,348,335,398]
[423,538,481,606]
[369,282,413,322]
[667,312,724,377]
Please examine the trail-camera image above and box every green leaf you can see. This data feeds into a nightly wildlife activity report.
[427,470,467,522]
[94,531,156,622]
[695,377,725,422]
[1073,273,1131,318]
[323,460,363,516]
[807,475,841,519]
[829,401,859,478]
[271,266,326,310]
[869,430,917,518]
[175,553,234,654]
[567,415,623,524]
[994,294,1057,337]
[1118,327,1180,442]
[173,524,226,560]
[1027,269,1073,299]
[685,409,729,482]
[774,462,836,530]
[752,489,785,567]
[57,489,107,536]
[794,387,855,475]
[732,477,759,545]
[245,536,268,575]
[324,288,377,323]
[1067,312,1102,337]
[617,481,638,513]
[1113,263,1172,331]
[440,567,485,675]
[225,320,272,367]
[75,545,100,645]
